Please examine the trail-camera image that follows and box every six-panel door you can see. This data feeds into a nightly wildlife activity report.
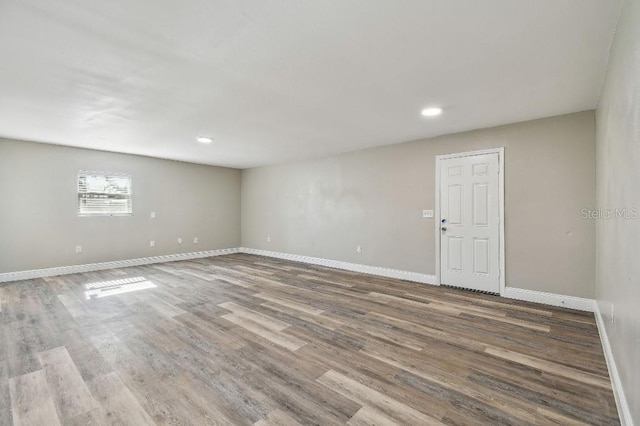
[440,153,500,293]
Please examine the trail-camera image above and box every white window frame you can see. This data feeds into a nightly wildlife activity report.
[77,171,133,217]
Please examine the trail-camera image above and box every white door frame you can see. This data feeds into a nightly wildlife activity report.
[434,147,505,296]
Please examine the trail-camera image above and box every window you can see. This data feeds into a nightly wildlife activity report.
[78,171,132,216]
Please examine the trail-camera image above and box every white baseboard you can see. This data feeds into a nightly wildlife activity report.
[238,248,598,313]
[502,287,595,312]
[238,247,437,285]
[0,248,241,283]
[3,247,595,315]
[594,303,633,426]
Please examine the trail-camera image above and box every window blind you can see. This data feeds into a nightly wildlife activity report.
[78,171,132,216]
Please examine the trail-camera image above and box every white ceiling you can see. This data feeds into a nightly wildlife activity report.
[0,0,622,168]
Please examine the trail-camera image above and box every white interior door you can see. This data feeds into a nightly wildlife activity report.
[439,152,500,293]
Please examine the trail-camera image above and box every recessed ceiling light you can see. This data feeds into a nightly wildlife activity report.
[421,107,443,117]
[196,136,213,144]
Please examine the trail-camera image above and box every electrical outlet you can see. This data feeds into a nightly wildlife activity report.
[193,237,198,244]
[356,245,362,253]
[267,236,271,243]
[149,241,155,247]
[75,245,82,254]
[177,238,182,244]
[150,212,156,219]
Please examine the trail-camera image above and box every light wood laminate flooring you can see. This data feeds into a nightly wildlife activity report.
[0,254,619,425]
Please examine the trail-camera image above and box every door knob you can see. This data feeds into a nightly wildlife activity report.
[441,227,447,232]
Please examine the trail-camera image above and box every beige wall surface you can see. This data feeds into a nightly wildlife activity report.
[596,0,640,421]
[242,111,596,298]
[0,139,241,273]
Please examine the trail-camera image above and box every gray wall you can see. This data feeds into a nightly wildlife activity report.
[0,139,241,273]
[242,111,596,298]
[595,0,640,421]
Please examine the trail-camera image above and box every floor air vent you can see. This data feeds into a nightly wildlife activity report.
[440,284,499,296]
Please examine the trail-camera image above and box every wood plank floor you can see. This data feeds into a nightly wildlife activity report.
[0,254,619,425]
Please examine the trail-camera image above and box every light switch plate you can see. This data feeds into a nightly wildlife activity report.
[422,209,434,218]
[150,212,156,219]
